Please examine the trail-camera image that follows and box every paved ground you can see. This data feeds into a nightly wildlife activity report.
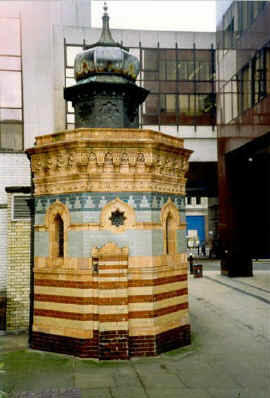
[191,258,270,271]
[1,264,270,397]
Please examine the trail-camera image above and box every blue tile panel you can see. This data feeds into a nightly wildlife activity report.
[34,192,188,257]
[35,192,185,214]
[35,213,45,226]
[70,211,100,224]
[34,229,187,258]
[177,230,187,253]
[67,229,164,257]
[35,232,49,257]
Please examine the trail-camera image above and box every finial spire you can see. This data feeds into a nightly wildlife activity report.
[98,1,115,45]
[103,2,108,15]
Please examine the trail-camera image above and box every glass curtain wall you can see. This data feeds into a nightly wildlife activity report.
[64,43,216,129]
[0,17,23,151]
[219,46,270,123]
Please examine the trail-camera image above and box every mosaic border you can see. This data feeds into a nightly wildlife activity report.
[35,192,185,214]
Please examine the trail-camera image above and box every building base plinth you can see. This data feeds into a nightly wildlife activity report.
[30,325,191,359]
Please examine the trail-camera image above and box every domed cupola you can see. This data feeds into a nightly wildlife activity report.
[74,3,140,83]
[64,3,149,129]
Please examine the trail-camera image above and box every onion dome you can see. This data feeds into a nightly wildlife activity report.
[74,3,140,83]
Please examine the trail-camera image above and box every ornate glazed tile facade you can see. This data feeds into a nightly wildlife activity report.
[27,127,192,359]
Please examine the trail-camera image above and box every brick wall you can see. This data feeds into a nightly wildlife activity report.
[6,192,31,331]
[0,207,8,295]
[0,153,30,300]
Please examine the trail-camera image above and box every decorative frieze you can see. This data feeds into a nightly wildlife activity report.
[35,192,186,214]
[27,128,191,197]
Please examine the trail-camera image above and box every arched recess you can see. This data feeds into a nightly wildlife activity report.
[45,200,70,258]
[161,199,180,255]
[100,197,136,233]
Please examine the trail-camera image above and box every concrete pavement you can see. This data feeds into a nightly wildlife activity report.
[1,267,270,397]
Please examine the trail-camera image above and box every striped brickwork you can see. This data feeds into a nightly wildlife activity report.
[31,252,189,358]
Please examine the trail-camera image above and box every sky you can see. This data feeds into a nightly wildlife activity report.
[91,1,216,32]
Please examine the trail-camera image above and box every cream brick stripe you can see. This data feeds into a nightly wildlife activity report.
[34,301,128,314]
[97,270,128,275]
[35,302,88,314]
[33,313,189,336]
[71,315,189,336]
[32,323,93,339]
[34,281,187,297]
[99,265,127,271]
[129,312,189,336]
[98,261,128,266]
[95,276,128,281]
[34,286,125,297]
[33,316,93,330]
[34,288,187,306]
[33,266,187,278]
[129,302,188,319]
[34,294,128,305]
[34,310,127,322]
[34,302,188,321]
[34,274,187,289]
[34,295,187,313]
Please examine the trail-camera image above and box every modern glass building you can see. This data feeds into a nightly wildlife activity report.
[216,1,270,275]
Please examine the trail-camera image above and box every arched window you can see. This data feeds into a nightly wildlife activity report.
[166,213,176,255]
[161,199,180,256]
[45,201,70,259]
[54,214,64,257]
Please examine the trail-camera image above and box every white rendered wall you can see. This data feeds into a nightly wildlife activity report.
[0,154,30,204]
[144,125,217,162]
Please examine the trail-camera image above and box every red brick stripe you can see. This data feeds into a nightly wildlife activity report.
[94,273,127,278]
[34,309,128,322]
[99,264,128,270]
[34,279,96,289]
[34,274,187,289]
[129,303,188,319]
[34,280,128,289]
[34,289,187,306]
[98,281,128,289]
[34,309,95,320]
[96,256,128,262]
[34,303,188,321]
[129,274,187,287]
[129,288,188,303]
[34,295,128,306]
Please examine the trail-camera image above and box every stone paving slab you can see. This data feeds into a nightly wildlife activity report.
[79,388,111,398]
[74,373,115,389]
[14,389,81,398]
[110,386,147,398]
[146,388,213,398]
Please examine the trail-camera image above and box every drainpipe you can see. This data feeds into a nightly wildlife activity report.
[26,153,35,347]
